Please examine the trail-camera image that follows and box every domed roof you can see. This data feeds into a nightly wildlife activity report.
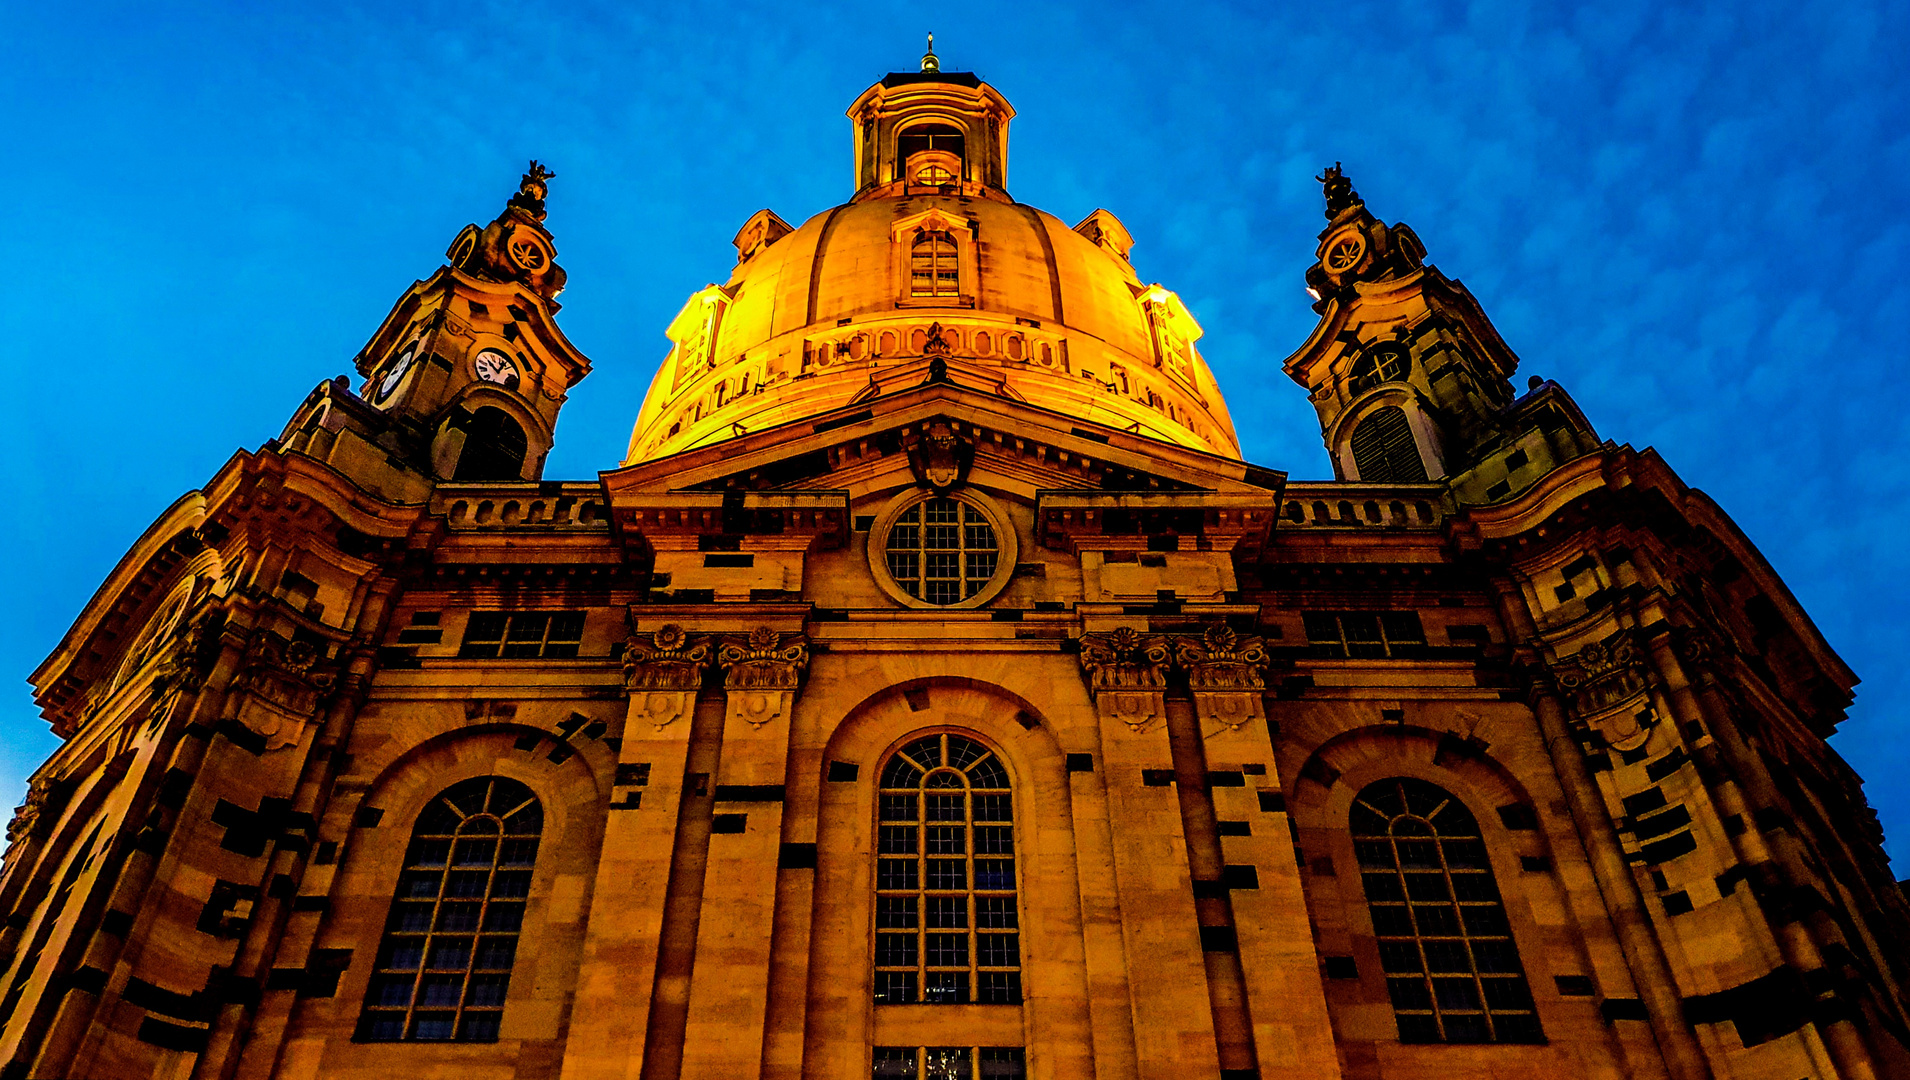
[626,70,1239,464]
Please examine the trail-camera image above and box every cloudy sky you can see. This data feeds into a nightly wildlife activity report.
[4,1,1906,863]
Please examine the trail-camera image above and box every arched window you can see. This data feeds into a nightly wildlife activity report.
[910,231,960,298]
[453,407,528,482]
[1352,778,1541,1044]
[897,124,966,177]
[874,733,1020,1006]
[1349,407,1428,483]
[1350,344,1411,394]
[358,776,542,1042]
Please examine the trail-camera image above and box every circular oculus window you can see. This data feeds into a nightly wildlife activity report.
[868,491,1017,609]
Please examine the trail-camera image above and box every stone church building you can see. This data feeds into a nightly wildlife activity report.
[11,54,1910,1080]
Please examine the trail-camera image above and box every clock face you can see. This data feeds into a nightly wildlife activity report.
[474,349,521,387]
[374,345,416,403]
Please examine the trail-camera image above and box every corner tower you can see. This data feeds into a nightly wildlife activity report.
[1282,165,1600,504]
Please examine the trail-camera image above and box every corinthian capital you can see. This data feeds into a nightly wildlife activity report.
[621,624,711,692]
[718,627,811,690]
[1077,628,1169,696]
[1174,626,1268,691]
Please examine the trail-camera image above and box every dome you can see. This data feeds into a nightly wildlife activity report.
[625,70,1240,464]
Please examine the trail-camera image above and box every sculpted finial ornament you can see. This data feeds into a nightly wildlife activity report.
[228,631,340,751]
[1078,628,1170,694]
[622,624,711,733]
[1549,631,1656,751]
[5,778,52,848]
[718,627,812,730]
[447,159,568,302]
[1317,162,1362,219]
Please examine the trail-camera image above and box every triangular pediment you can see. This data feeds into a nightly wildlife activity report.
[602,382,1283,502]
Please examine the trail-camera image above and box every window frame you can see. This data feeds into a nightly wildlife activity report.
[1351,777,1543,1044]
[865,490,1018,611]
[1303,611,1427,659]
[356,776,544,1044]
[872,1045,1026,1079]
[456,610,586,660]
[872,732,1022,1007]
[890,208,978,308]
[1348,405,1429,484]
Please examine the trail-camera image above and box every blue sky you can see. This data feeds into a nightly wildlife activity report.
[4,1,1907,865]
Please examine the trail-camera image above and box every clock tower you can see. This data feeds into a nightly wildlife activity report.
[285,162,590,492]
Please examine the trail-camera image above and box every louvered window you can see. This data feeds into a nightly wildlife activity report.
[911,231,960,298]
[1349,407,1427,483]
[874,734,1020,1005]
[358,777,542,1042]
[1353,778,1541,1044]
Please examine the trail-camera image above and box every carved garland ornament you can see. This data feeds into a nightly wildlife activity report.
[719,627,811,730]
[227,632,341,751]
[1174,626,1269,692]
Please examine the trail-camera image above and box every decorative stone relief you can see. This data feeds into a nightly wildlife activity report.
[5,778,50,847]
[1176,626,1269,736]
[622,624,711,733]
[1078,628,1170,734]
[903,418,973,492]
[228,632,340,752]
[1550,631,1655,751]
[718,627,811,730]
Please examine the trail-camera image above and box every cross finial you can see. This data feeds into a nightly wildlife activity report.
[922,32,939,73]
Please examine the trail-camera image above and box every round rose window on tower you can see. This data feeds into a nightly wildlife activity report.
[883,497,999,605]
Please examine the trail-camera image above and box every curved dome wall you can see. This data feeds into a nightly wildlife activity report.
[626,72,1240,464]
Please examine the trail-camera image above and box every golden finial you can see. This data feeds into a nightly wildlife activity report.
[921,33,939,73]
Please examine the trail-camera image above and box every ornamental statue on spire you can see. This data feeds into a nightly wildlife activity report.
[445,160,568,304]
[1304,161,1425,311]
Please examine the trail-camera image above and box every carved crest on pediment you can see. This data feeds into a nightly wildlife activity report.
[1174,626,1268,691]
[1078,628,1170,695]
[622,624,711,692]
[903,419,973,492]
[718,627,811,690]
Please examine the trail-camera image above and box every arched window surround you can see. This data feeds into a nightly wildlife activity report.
[890,208,978,308]
[355,775,545,1043]
[871,729,1023,1007]
[1327,388,1445,483]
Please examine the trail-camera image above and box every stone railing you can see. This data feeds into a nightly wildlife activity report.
[1277,482,1451,530]
[434,483,609,530]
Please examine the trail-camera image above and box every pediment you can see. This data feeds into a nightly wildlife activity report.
[602,382,1283,501]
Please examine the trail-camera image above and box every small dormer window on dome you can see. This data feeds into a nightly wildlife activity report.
[910,230,960,298]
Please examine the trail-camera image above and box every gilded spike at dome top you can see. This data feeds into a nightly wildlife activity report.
[922,32,939,73]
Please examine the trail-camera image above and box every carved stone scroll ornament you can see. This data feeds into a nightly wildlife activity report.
[622,624,711,732]
[1175,627,1269,735]
[718,628,812,730]
[1078,628,1171,734]
[1549,631,1655,752]
[228,632,340,752]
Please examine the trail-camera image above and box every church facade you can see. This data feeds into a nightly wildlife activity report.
[11,56,1910,1080]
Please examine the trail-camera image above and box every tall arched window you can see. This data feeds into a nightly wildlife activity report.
[1352,777,1540,1043]
[874,733,1020,1006]
[910,231,960,298]
[454,407,528,482]
[1349,407,1428,483]
[358,776,542,1042]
